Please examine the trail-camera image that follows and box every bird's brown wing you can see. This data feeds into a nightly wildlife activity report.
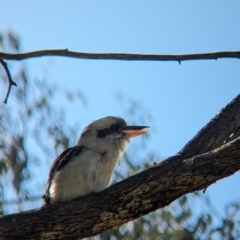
[42,146,84,205]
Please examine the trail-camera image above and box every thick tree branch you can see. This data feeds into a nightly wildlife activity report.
[0,50,240,62]
[0,59,17,103]
[178,93,240,158]
[0,137,239,240]
[0,94,240,240]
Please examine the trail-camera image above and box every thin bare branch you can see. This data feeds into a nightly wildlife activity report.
[1,50,240,103]
[0,50,240,62]
[0,59,17,103]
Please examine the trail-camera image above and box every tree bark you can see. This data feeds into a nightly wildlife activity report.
[0,94,240,240]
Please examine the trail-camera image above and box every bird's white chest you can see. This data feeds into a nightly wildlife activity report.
[49,149,120,202]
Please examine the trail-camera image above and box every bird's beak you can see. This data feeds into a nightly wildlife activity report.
[120,126,149,138]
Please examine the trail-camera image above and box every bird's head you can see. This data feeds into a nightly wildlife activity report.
[77,116,149,155]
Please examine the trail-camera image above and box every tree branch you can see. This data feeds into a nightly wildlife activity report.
[0,94,240,240]
[0,50,240,62]
[0,138,239,240]
[178,93,240,158]
[1,50,240,103]
[0,59,17,103]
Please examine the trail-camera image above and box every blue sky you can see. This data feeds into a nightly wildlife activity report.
[1,1,240,216]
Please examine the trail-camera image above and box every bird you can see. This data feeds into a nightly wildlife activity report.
[42,116,149,205]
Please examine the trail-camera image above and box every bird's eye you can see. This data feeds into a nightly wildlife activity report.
[97,130,108,138]
[97,124,120,138]
[110,124,120,130]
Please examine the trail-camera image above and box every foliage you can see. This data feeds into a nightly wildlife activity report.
[0,30,85,213]
[0,30,240,239]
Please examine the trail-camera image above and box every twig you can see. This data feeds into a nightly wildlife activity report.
[0,50,240,103]
[0,50,240,62]
[0,59,17,104]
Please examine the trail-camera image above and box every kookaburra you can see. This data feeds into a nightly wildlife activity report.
[42,116,149,205]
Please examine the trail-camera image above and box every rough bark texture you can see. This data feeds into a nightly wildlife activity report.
[0,94,240,240]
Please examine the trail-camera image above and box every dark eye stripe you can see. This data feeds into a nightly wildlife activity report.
[110,124,120,130]
[97,124,122,138]
[97,129,112,138]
